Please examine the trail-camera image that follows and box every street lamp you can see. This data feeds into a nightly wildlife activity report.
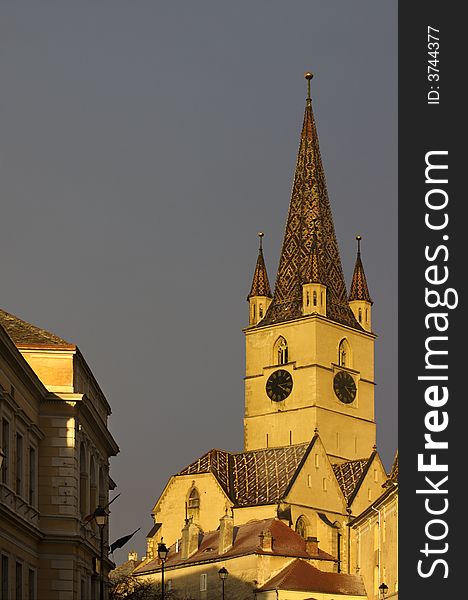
[218,567,229,600]
[158,541,169,600]
[94,505,108,600]
[379,582,389,599]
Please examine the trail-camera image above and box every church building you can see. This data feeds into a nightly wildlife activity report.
[134,74,396,600]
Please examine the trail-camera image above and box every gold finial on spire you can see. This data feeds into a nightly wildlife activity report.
[304,71,314,100]
[258,231,264,251]
[356,235,362,254]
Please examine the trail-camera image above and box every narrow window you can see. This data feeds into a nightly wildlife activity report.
[322,477,327,491]
[79,443,87,517]
[313,291,317,306]
[253,304,256,319]
[200,573,207,592]
[321,291,324,305]
[90,456,97,516]
[1,555,9,600]
[275,337,289,365]
[358,308,362,323]
[289,431,293,445]
[259,304,263,318]
[314,454,319,468]
[28,569,35,600]
[15,562,23,600]
[266,433,269,448]
[366,308,369,322]
[306,291,310,306]
[187,487,200,522]
[307,474,312,488]
[374,469,379,483]
[16,434,23,496]
[1,419,9,485]
[368,488,372,501]
[29,447,36,506]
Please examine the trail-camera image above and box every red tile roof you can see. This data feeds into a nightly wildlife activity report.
[259,558,366,596]
[134,518,335,575]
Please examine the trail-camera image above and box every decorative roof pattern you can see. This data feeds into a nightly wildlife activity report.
[178,449,231,497]
[0,308,74,349]
[349,238,372,303]
[248,245,272,299]
[332,458,370,504]
[259,558,366,596]
[177,443,310,506]
[261,93,360,330]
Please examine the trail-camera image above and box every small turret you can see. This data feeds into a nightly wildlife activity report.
[247,233,272,326]
[349,235,373,331]
[302,219,327,316]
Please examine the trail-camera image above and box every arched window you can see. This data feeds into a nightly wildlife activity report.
[259,304,263,318]
[295,515,309,539]
[274,337,289,365]
[338,339,351,368]
[358,307,362,323]
[306,291,310,307]
[187,487,200,522]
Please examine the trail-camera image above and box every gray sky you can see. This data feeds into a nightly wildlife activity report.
[1,1,397,561]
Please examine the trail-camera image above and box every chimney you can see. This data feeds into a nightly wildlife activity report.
[305,536,319,556]
[259,529,273,552]
[181,520,199,559]
[219,512,234,554]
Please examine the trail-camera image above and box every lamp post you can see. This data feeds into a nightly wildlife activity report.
[218,567,229,600]
[379,583,389,599]
[158,541,169,600]
[94,505,108,600]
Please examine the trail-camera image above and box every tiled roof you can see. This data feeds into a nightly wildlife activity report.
[332,456,372,505]
[260,93,361,331]
[0,308,74,349]
[248,245,272,299]
[178,442,311,506]
[349,240,372,303]
[259,558,366,596]
[135,518,335,575]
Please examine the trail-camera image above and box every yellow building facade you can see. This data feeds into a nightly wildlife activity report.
[0,309,119,600]
[136,75,396,599]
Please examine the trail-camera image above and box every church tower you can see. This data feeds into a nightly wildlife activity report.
[244,74,376,462]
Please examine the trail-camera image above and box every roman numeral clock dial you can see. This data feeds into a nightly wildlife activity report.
[266,369,293,402]
[333,370,357,404]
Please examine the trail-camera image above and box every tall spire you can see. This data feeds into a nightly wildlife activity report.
[349,236,372,303]
[247,233,272,299]
[262,73,360,329]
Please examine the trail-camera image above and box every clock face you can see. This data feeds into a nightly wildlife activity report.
[333,370,357,404]
[266,369,293,402]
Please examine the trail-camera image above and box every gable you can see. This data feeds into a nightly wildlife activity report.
[346,452,387,515]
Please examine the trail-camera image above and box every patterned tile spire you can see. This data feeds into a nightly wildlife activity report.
[247,232,272,299]
[349,236,373,303]
[262,74,360,328]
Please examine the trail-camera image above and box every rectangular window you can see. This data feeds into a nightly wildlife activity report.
[16,434,23,496]
[15,562,22,600]
[314,453,319,468]
[322,477,327,491]
[1,555,9,600]
[199,573,207,592]
[307,474,312,488]
[1,420,9,485]
[29,447,36,506]
[28,569,35,600]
